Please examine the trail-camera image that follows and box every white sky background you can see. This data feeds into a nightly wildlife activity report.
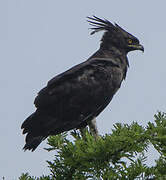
[1,0,166,179]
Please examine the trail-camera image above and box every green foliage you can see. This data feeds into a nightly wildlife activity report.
[19,112,166,180]
[18,173,50,180]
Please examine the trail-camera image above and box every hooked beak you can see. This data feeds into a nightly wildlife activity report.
[137,44,144,52]
[128,44,144,52]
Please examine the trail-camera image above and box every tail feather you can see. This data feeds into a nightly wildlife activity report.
[22,110,67,151]
[22,111,48,151]
[21,113,36,134]
[23,135,45,151]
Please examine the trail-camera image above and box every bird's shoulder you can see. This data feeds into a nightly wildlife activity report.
[34,58,122,108]
[47,57,121,87]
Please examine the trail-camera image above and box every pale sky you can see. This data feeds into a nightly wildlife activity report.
[1,0,166,179]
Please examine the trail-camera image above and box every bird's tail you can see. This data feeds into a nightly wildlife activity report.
[23,135,45,151]
[21,112,47,151]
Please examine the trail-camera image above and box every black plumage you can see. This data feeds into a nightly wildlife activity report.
[21,16,144,151]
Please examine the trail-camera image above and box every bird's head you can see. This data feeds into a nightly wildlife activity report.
[87,16,144,53]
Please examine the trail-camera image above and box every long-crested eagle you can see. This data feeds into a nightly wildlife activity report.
[21,16,144,151]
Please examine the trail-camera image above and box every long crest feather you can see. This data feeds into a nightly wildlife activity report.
[87,16,116,35]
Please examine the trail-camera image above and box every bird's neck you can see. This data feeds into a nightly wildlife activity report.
[89,47,129,80]
[89,47,129,66]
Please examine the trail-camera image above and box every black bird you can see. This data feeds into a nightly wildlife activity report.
[21,16,144,151]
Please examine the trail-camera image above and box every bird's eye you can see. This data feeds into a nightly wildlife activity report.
[128,39,133,44]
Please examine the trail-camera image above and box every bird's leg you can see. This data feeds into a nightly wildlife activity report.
[88,118,99,140]
[80,127,88,140]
